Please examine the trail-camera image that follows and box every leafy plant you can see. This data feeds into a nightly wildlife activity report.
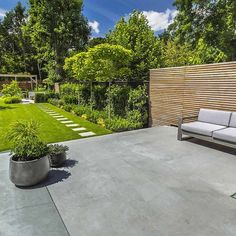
[48,144,69,156]
[1,81,22,98]
[3,96,21,104]
[6,120,49,161]
[64,44,132,82]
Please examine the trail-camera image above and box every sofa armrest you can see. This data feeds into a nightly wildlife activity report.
[177,115,198,141]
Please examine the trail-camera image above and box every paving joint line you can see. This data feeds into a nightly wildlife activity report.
[46,186,70,236]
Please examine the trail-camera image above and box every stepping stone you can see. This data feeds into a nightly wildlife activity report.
[52,115,64,118]
[79,132,96,137]
[49,113,58,115]
[47,111,58,114]
[61,120,73,124]
[66,124,79,127]
[72,127,86,131]
[57,118,68,121]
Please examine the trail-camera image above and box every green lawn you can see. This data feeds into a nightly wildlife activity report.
[0,101,112,152]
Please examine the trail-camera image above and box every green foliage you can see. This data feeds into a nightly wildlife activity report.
[34,92,59,103]
[166,0,236,62]
[0,2,37,74]
[26,0,90,81]
[107,85,130,117]
[1,81,22,97]
[3,96,21,104]
[128,85,148,124]
[107,11,160,80]
[64,43,132,81]
[88,37,107,48]
[48,144,69,155]
[6,120,49,161]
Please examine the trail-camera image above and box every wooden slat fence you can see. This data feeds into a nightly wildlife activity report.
[149,61,236,126]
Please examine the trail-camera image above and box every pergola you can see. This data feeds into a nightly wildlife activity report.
[0,74,38,90]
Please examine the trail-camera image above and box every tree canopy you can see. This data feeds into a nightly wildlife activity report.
[64,43,132,82]
[107,11,160,81]
[26,0,90,82]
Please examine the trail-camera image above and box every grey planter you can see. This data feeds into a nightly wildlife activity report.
[49,152,66,167]
[9,156,50,187]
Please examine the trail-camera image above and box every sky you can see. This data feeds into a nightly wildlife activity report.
[0,0,176,37]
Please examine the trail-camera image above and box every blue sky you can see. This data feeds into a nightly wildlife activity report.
[0,0,176,37]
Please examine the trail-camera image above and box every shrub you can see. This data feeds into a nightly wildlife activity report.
[6,120,49,161]
[107,85,130,117]
[62,94,78,104]
[3,96,21,104]
[35,93,47,103]
[1,81,22,97]
[35,92,59,103]
[105,117,130,132]
[128,85,148,124]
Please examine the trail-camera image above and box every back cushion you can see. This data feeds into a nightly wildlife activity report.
[198,108,231,126]
[229,112,236,127]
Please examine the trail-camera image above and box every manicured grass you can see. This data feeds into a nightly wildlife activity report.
[0,101,112,152]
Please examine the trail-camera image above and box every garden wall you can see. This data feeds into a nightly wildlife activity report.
[149,61,236,126]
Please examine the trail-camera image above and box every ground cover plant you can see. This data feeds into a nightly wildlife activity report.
[0,100,111,152]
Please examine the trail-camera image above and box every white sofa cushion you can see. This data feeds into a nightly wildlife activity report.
[229,112,236,128]
[198,108,231,126]
[181,121,226,137]
[213,128,236,143]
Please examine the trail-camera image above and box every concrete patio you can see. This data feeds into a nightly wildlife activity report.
[1,126,236,236]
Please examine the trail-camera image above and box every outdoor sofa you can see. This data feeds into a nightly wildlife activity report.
[178,108,236,148]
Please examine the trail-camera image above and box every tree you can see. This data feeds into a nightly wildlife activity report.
[26,0,90,82]
[64,43,132,81]
[167,0,236,61]
[107,11,160,81]
[88,37,107,48]
[0,2,37,74]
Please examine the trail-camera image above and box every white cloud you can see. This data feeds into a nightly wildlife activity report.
[0,8,7,18]
[143,9,178,32]
[89,21,100,34]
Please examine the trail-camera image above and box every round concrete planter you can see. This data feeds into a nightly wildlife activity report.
[49,152,66,167]
[9,156,50,187]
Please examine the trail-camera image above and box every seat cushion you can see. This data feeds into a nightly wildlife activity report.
[229,112,236,128]
[198,108,231,126]
[213,128,236,143]
[181,121,226,137]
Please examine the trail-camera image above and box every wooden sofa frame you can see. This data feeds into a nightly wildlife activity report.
[177,115,236,149]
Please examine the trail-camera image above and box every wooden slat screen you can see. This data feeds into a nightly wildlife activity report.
[149,61,236,126]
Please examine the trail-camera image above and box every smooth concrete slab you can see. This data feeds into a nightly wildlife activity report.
[47,127,236,236]
[0,153,69,236]
[78,131,95,137]
[66,124,79,127]
[61,121,73,124]
[72,127,86,132]
[1,127,236,236]
[57,118,68,121]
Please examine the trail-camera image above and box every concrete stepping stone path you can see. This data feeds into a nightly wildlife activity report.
[39,106,97,138]
[66,124,79,127]
[61,120,73,124]
[57,118,68,121]
[79,132,96,137]
[72,127,86,132]
[52,115,64,118]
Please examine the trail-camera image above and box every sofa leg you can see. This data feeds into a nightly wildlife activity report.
[177,117,183,141]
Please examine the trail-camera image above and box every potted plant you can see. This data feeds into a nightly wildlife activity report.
[6,120,50,187]
[48,144,69,167]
